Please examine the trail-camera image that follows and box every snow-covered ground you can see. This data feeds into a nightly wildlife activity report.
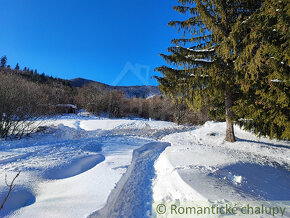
[0,114,181,218]
[1,115,289,218]
[153,121,290,217]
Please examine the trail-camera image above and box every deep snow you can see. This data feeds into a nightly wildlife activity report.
[1,116,289,218]
[0,115,181,217]
[153,121,290,217]
[90,142,171,218]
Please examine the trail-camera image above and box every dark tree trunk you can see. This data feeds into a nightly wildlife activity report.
[175,104,181,126]
[225,88,236,142]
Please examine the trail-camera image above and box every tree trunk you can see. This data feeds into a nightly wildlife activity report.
[175,104,181,126]
[225,88,236,142]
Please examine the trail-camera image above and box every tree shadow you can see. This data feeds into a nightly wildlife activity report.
[215,162,290,200]
[236,137,290,149]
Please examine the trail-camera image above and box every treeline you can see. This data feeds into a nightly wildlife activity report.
[0,57,76,139]
[0,62,75,107]
[76,84,208,125]
[0,56,208,139]
[0,56,71,86]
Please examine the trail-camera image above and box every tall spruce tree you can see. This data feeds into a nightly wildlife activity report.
[230,0,290,139]
[155,0,261,142]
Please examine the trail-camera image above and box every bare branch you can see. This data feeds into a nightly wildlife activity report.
[0,171,21,211]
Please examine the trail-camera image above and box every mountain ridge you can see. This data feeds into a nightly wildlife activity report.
[69,77,161,98]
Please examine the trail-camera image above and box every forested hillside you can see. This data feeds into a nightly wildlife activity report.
[0,56,208,139]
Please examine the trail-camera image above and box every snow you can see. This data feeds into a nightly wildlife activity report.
[153,121,290,203]
[1,116,290,217]
[90,142,171,218]
[79,119,133,131]
[185,56,214,63]
[194,59,213,63]
[190,74,208,77]
[56,104,77,109]
[0,115,179,217]
[186,48,215,52]
[153,153,207,202]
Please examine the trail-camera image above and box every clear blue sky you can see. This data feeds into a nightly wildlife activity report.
[1,0,183,86]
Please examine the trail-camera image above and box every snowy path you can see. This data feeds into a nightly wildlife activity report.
[0,116,181,217]
[2,116,289,218]
[89,142,170,218]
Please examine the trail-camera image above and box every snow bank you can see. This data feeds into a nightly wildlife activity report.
[153,153,207,202]
[11,151,136,218]
[1,115,178,217]
[90,142,171,218]
[79,120,133,131]
[153,122,290,202]
[43,154,105,180]
[79,119,177,131]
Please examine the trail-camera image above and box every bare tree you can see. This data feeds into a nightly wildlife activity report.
[76,84,108,115]
[0,73,48,139]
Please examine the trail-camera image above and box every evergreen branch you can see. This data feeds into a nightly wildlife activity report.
[194,1,227,36]
[173,6,198,15]
[168,46,215,57]
[155,66,209,79]
[160,53,213,66]
[171,35,212,45]
[168,17,203,30]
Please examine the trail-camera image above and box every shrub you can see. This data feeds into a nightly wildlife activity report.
[0,73,47,139]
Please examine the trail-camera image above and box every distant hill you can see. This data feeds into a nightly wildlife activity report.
[69,78,107,88]
[69,77,161,98]
[1,67,72,88]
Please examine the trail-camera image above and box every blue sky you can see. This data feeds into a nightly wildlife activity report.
[1,0,183,86]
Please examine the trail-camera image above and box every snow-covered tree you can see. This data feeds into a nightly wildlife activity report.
[156,0,261,142]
